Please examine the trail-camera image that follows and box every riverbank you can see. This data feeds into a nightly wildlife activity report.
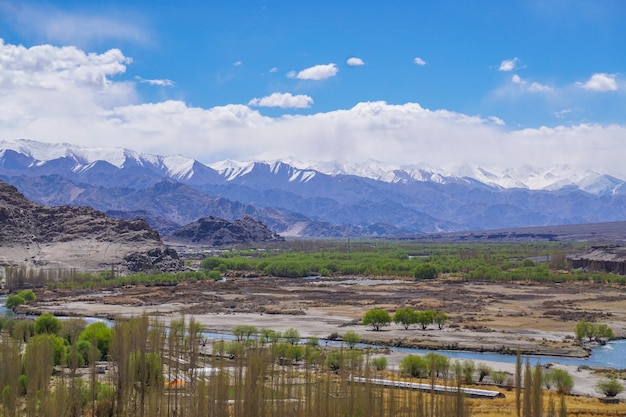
[23,276,626,357]
[11,276,626,399]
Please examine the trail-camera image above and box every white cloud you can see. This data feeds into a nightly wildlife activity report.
[290,63,338,80]
[346,57,364,66]
[0,39,130,90]
[554,109,572,119]
[488,116,505,126]
[233,61,242,67]
[0,40,625,176]
[527,82,553,93]
[413,57,426,66]
[577,73,618,92]
[98,102,626,176]
[269,67,278,73]
[135,76,174,87]
[0,1,150,47]
[509,74,552,93]
[248,92,313,109]
[499,58,519,71]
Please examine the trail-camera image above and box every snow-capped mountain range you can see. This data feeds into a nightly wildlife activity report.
[1,139,626,237]
[211,157,625,195]
[2,139,621,194]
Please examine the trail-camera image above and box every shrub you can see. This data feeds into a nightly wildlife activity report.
[414,263,439,280]
[17,290,36,303]
[282,328,301,345]
[200,257,222,270]
[206,271,223,281]
[325,350,342,371]
[76,340,98,365]
[596,377,624,397]
[260,328,281,344]
[232,325,257,342]
[477,363,492,382]
[129,351,163,388]
[362,309,391,331]
[11,319,34,342]
[551,369,574,394]
[342,330,360,348]
[372,356,388,371]
[78,322,112,360]
[574,319,615,342]
[490,370,509,385]
[35,313,62,335]
[345,349,363,370]
[433,311,448,330]
[5,294,25,310]
[543,371,554,389]
[264,261,310,278]
[424,352,450,378]
[416,310,435,330]
[393,307,418,330]
[400,354,428,378]
[462,360,476,384]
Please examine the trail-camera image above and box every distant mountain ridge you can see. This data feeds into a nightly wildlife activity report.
[2,139,624,194]
[1,139,626,237]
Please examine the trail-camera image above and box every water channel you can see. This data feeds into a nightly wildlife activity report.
[1,295,624,368]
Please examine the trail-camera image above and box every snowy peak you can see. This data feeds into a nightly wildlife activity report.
[209,159,318,183]
[0,139,199,182]
[1,139,625,195]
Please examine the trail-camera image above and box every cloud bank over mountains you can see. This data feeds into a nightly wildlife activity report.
[0,38,624,176]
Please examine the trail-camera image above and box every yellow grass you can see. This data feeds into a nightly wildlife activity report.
[468,392,626,417]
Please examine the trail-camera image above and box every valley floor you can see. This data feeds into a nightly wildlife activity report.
[24,276,626,399]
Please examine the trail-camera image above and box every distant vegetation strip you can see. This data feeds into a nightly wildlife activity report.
[199,241,626,283]
[5,241,626,291]
[4,267,222,291]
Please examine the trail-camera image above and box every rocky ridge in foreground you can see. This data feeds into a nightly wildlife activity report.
[0,181,182,273]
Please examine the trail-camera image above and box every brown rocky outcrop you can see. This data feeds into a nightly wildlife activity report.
[164,215,284,246]
[0,181,182,273]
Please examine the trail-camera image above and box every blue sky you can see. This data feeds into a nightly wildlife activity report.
[0,0,625,174]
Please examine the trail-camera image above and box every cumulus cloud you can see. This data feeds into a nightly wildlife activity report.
[499,58,519,71]
[0,39,625,176]
[346,57,364,66]
[577,73,618,92]
[248,92,313,108]
[509,74,552,93]
[102,101,626,176]
[0,39,130,90]
[0,1,150,47]
[413,57,426,66]
[527,82,553,93]
[289,63,338,80]
[135,76,174,87]
[269,67,278,73]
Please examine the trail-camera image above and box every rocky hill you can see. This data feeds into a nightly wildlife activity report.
[164,215,284,246]
[0,181,182,273]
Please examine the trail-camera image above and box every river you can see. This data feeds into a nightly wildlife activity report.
[1,295,624,368]
[199,332,626,369]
